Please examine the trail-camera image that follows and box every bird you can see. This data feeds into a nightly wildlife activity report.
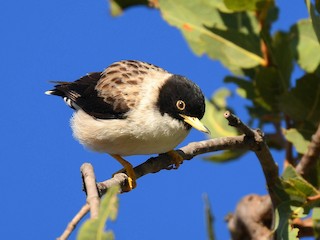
[45,60,209,191]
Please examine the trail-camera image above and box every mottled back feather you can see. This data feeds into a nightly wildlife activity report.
[47,60,168,119]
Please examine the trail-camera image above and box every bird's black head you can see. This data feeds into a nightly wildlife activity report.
[157,75,206,130]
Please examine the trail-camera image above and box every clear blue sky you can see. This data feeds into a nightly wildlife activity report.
[1,1,308,239]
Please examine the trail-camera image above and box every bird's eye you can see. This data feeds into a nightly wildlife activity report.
[176,100,186,110]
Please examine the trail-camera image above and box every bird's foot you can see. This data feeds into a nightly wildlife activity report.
[112,170,136,192]
[123,166,137,191]
[166,150,184,169]
[126,176,136,190]
[111,154,137,192]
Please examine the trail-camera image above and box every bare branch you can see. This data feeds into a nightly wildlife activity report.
[57,203,90,240]
[224,111,280,207]
[96,135,249,195]
[224,111,255,138]
[296,123,320,177]
[81,163,100,219]
[97,173,130,196]
[227,195,273,240]
[292,218,314,238]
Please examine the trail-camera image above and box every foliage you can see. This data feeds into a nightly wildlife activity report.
[274,165,320,239]
[202,88,247,162]
[107,0,320,239]
[77,186,119,240]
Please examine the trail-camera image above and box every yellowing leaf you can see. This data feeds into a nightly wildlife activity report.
[283,128,310,154]
[224,0,272,11]
[159,0,265,69]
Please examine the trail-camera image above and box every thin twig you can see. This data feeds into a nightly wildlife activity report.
[296,123,320,177]
[292,218,314,238]
[81,163,100,219]
[224,111,255,138]
[57,204,90,240]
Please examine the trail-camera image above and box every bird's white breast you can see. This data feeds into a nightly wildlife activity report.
[71,109,189,156]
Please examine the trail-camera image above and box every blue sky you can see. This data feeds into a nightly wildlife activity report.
[1,1,309,239]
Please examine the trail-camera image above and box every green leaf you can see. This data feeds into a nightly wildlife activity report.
[223,0,271,11]
[279,74,320,128]
[288,228,300,240]
[224,76,255,99]
[254,67,284,112]
[202,88,237,137]
[313,207,320,238]
[158,0,265,70]
[202,88,247,162]
[283,128,310,154]
[271,31,293,89]
[281,165,319,203]
[77,186,120,240]
[290,19,320,72]
[274,201,300,240]
[306,0,320,42]
[201,26,263,69]
[109,0,149,16]
[225,75,283,129]
[275,166,320,238]
[204,149,247,163]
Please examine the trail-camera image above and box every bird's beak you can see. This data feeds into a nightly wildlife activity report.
[179,114,210,134]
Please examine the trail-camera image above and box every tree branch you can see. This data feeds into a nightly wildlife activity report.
[97,134,249,195]
[296,123,320,177]
[224,111,281,207]
[81,163,100,219]
[227,194,273,240]
[58,111,281,239]
[292,218,314,238]
[57,203,90,240]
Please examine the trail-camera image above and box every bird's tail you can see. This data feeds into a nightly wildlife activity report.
[44,81,71,96]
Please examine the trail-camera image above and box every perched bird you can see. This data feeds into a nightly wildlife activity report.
[45,60,208,191]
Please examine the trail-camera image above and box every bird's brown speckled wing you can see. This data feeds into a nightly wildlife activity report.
[47,60,168,119]
[96,60,167,113]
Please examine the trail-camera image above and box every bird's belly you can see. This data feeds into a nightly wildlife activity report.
[85,133,187,156]
[71,110,189,156]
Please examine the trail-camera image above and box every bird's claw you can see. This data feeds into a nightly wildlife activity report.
[166,150,184,169]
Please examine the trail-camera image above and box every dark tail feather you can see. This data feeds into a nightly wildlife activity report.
[44,81,71,97]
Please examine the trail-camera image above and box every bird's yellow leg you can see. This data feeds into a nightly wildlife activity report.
[111,154,137,190]
[167,150,184,169]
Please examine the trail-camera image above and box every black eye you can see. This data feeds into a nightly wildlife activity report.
[176,100,186,110]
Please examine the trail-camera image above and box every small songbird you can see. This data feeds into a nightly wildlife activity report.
[45,60,208,190]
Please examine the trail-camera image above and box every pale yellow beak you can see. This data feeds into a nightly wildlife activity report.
[179,114,210,134]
